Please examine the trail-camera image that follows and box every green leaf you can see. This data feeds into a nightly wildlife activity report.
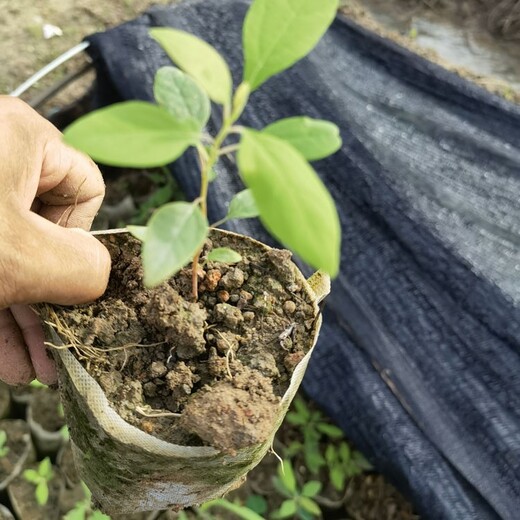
[151,28,232,105]
[127,225,148,242]
[243,0,339,90]
[305,445,326,474]
[264,117,341,161]
[284,441,303,458]
[292,397,311,420]
[90,511,111,520]
[36,481,49,506]
[302,480,322,497]
[0,430,7,446]
[206,247,242,264]
[63,504,87,520]
[325,444,336,464]
[226,189,260,221]
[245,495,268,515]
[23,469,41,484]
[330,465,345,492]
[338,442,351,462]
[286,411,307,426]
[143,202,208,287]
[299,496,321,516]
[316,423,344,439]
[278,460,297,495]
[351,451,373,471]
[273,499,297,519]
[154,66,211,129]
[39,457,53,479]
[64,101,198,168]
[238,130,340,276]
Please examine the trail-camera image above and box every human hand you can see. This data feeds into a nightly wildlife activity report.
[0,97,111,385]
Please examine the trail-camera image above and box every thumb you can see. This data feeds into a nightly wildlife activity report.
[8,213,111,306]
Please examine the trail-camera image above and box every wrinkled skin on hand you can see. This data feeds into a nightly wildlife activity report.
[0,96,111,385]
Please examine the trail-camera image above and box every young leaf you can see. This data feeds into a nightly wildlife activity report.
[278,460,297,495]
[150,28,232,105]
[143,202,208,287]
[238,130,341,277]
[243,0,339,90]
[23,469,41,484]
[286,411,308,426]
[338,441,351,462]
[127,225,148,242]
[245,495,268,515]
[226,189,259,221]
[263,117,341,161]
[63,504,86,520]
[316,422,344,439]
[206,248,242,264]
[154,66,211,129]
[330,465,345,492]
[64,101,199,168]
[302,480,322,497]
[299,496,321,516]
[36,481,49,506]
[39,457,53,479]
[273,499,298,519]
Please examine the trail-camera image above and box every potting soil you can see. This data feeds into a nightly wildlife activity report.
[48,231,316,452]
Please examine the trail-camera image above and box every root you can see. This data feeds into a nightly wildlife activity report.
[135,407,181,418]
[42,305,165,370]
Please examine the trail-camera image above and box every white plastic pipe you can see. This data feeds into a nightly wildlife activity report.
[9,41,90,98]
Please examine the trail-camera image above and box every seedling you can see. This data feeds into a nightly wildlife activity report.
[0,430,9,458]
[64,0,342,299]
[325,441,372,492]
[23,457,54,506]
[63,482,110,520]
[285,397,344,474]
[272,460,322,519]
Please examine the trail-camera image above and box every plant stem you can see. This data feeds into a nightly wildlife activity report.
[190,85,250,300]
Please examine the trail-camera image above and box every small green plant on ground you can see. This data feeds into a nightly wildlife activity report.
[325,441,372,492]
[284,397,372,487]
[285,397,344,473]
[64,0,342,298]
[23,457,54,506]
[63,482,110,520]
[0,430,8,458]
[272,460,322,519]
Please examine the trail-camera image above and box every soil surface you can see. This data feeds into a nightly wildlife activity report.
[30,390,65,433]
[48,231,317,452]
[0,421,35,487]
[8,464,62,520]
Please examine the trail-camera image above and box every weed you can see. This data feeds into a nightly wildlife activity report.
[63,482,110,520]
[23,457,54,506]
[272,459,322,519]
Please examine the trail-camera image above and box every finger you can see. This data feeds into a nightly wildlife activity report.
[10,305,57,386]
[0,309,35,385]
[38,137,105,231]
[7,213,111,306]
